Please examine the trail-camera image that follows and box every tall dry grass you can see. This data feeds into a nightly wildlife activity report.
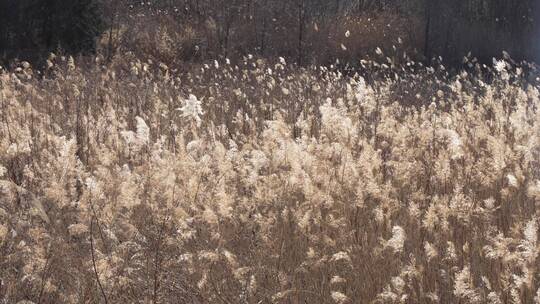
[0,54,539,303]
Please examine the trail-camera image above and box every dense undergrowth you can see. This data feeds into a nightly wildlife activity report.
[0,55,539,303]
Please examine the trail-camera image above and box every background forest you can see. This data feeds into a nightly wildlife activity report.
[1,0,539,66]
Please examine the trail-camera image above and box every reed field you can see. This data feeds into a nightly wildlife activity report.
[0,54,539,303]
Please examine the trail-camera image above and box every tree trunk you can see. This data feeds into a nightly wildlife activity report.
[423,0,431,61]
[297,0,305,65]
[533,0,540,61]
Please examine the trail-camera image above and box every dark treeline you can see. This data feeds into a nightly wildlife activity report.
[0,0,104,63]
[0,0,539,66]
[426,0,539,64]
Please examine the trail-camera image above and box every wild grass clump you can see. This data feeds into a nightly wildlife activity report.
[0,55,539,303]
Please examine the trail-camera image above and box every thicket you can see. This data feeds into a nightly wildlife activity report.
[99,0,540,66]
[1,0,539,66]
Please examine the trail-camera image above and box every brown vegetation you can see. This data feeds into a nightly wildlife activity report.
[0,54,539,303]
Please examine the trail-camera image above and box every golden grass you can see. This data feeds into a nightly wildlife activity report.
[0,55,539,303]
